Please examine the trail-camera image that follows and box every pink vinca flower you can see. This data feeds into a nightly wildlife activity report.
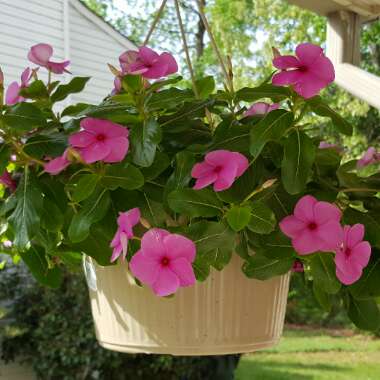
[0,170,16,192]
[279,195,342,255]
[129,228,196,297]
[244,102,279,117]
[110,208,141,262]
[44,149,71,175]
[28,43,70,74]
[357,147,380,168]
[292,260,304,273]
[5,68,32,105]
[335,224,371,285]
[191,150,249,192]
[69,118,129,164]
[272,43,335,99]
[120,46,178,79]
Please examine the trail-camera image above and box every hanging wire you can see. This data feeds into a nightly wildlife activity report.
[174,0,199,98]
[143,0,168,46]
[195,0,234,93]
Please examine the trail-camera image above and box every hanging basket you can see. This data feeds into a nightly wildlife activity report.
[85,255,290,355]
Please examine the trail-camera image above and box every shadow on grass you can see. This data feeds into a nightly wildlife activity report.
[236,358,349,380]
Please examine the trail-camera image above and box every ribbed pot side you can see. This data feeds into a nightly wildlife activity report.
[87,255,290,356]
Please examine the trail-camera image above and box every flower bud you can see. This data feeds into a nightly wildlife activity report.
[66,147,84,164]
[108,63,121,77]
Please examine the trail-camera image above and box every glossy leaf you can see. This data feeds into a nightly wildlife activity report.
[130,119,162,167]
[3,103,46,131]
[101,164,144,190]
[347,296,380,331]
[247,201,276,234]
[226,205,252,232]
[310,253,341,294]
[282,130,316,194]
[250,110,293,159]
[168,188,223,217]
[51,77,90,103]
[71,174,99,202]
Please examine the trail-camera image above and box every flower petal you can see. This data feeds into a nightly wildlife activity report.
[232,152,249,177]
[129,251,160,285]
[318,221,344,252]
[69,130,96,148]
[143,63,169,79]
[351,241,371,268]
[193,173,218,190]
[244,102,270,116]
[80,142,111,163]
[103,137,129,163]
[273,55,301,70]
[205,150,233,166]
[272,70,302,86]
[314,201,342,224]
[80,118,129,138]
[152,267,180,296]
[47,61,70,74]
[213,161,238,191]
[141,228,170,259]
[163,234,196,262]
[191,162,215,178]
[296,43,323,65]
[292,230,322,255]
[44,155,70,175]
[336,264,362,286]
[169,257,196,287]
[279,215,306,239]
[139,46,159,64]
[28,43,53,65]
[110,244,123,263]
[346,224,365,248]
[294,195,317,222]
[5,82,21,105]
[159,52,178,75]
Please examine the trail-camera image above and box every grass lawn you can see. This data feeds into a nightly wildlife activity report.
[236,327,380,380]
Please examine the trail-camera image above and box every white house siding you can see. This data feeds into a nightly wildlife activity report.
[0,0,136,105]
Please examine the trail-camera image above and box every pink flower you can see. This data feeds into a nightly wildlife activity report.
[279,195,342,255]
[244,102,279,117]
[44,149,71,175]
[28,43,70,74]
[111,77,122,95]
[335,224,371,285]
[357,147,380,168]
[272,43,335,99]
[120,46,178,79]
[129,228,196,297]
[292,260,304,273]
[191,150,249,192]
[69,118,129,164]
[0,170,16,192]
[110,208,141,262]
[5,68,32,105]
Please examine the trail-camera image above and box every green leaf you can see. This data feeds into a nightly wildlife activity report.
[226,205,252,232]
[250,110,294,159]
[68,189,111,243]
[242,253,293,280]
[349,257,380,299]
[256,230,296,259]
[71,215,116,266]
[24,133,67,159]
[168,188,223,217]
[235,84,291,103]
[307,96,352,135]
[122,74,143,93]
[347,296,380,331]
[247,201,276,234]
[140,152,170,180]
[0,144,10,173]
[281,130,316,194]
[164,151,195,201]
[186,221,236,254]
[313,282,332,313]
[61,103,91,118]
[310,253,341,294]
[186,221,236,272]
[3,103,46,131]
[147,75,183,93]
[51,77,90,103]
[147,88,194,111]
[71,174,99,202]
[20,246,62,288]
[211,124,251,154]
[9,168,43,250]
[101,164,144,190]
[193,257,211,282]
[19,80,49,99]
[130,119,162,167]
[19,80,48,99]
[40,198,64,232]
[195,76,215,98]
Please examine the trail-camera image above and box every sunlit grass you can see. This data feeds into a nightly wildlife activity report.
[236,328,380,380]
